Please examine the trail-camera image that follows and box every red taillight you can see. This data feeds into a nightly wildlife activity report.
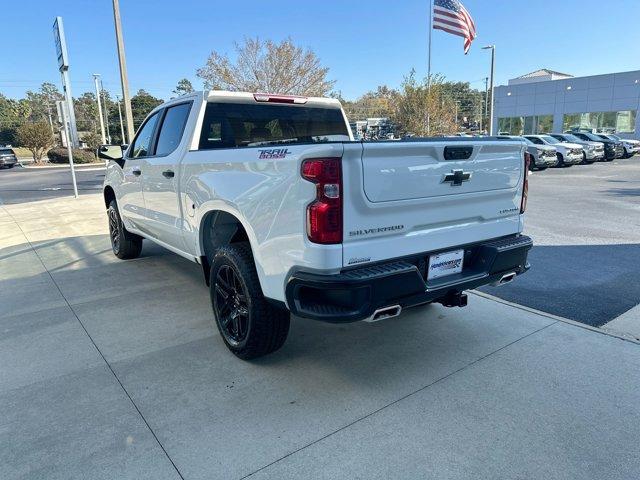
[253,93,308,104]
[301,157,342,244]
[521,151,531,213]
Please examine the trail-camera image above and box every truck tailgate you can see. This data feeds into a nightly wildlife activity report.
[341,140,526,267]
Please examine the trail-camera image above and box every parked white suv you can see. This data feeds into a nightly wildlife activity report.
[549,133,605,163]
[598,134,640,158]
[101,91,532,359]
[524,135,583,167]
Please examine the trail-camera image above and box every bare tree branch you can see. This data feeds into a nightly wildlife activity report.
[197,37,335,96]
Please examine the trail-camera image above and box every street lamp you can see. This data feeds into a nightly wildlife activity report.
[482,45,495,135]
[92,74,106,144]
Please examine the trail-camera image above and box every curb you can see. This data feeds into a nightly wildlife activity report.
[470,290,640,345]
[19,163,105,169]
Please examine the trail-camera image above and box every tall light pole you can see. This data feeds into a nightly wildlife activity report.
[93,74,106,144]
[482,45,496,135]
[100,78,111,143]
[483,76,489,133]
[116,94,125,144]
[112,0,134,143]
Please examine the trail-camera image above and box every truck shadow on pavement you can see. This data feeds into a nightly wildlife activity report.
[604,187,640,197]
[480,243,640,326]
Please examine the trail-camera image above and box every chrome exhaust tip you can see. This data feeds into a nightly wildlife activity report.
[364,305,402,323]
[492,271,517,286]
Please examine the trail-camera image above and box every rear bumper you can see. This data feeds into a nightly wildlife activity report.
[285,234,533,323]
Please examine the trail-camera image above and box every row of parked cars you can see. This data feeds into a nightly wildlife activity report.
[514,132,639,170]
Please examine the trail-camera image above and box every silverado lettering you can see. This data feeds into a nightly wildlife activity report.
[349,225,404,237]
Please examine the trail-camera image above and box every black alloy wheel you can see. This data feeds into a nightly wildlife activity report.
[106,200,143,259]
[213,264,250,346]
[108,206,121,254]
[209,242,290,359]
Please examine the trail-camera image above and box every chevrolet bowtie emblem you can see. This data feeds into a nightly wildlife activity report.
[442,169,471,186]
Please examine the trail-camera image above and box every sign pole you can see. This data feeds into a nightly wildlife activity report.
[53,17,80,148]
[57,101,78,198]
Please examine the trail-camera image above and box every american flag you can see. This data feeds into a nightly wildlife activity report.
[433,0,477,54]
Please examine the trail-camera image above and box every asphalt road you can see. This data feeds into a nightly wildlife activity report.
[1,158,638,327]
[481,157,640,326]
[0,164,105,204]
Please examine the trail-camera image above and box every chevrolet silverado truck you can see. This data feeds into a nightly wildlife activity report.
[100,91,532,359]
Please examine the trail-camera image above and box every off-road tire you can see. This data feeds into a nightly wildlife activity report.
[210,242,290,360]
[107,200,143,259]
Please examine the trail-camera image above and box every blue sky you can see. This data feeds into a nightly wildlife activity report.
[2,0,639,100]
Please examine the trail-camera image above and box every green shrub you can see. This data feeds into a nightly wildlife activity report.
[47,147,97,164]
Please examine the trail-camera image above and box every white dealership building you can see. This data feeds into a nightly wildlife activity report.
[493,69,640,140]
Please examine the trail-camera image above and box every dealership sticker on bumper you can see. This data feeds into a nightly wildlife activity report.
[428,249,464,280]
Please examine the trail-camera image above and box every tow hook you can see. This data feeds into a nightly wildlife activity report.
[437,292,468,308]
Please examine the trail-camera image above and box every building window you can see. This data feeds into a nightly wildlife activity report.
[498,117,523,135]
[498,115,554,135]
[563,110,636,134]
[535,115,553,134]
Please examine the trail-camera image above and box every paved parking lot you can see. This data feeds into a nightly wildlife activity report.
[1,193,640,479]
[482,158,640,326]
[0,165,105,204]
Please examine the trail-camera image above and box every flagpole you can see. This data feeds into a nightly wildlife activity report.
[427,0,433,135]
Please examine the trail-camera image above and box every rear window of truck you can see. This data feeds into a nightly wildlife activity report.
[198,102,350,150]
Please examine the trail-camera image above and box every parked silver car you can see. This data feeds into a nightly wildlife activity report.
[498,136,558,170]
[549,133,605,163]
[522,137,558,169]
[524,135,583,167]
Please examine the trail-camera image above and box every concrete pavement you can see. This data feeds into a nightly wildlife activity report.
[604,304,640,341]
[1,194,640,479]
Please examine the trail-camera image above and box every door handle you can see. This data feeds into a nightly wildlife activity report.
[132,168,141,176]
[162,170,175,178]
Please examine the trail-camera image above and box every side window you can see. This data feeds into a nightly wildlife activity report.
[130,112,160,158]
[199,106,235,150]
[155,103,192,156]
[526,137,542,145]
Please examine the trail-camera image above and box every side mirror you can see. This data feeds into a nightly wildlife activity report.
[98,144,126,168]
[98,144,123,161]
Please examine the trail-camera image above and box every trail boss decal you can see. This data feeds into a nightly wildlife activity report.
[258,148,292,159]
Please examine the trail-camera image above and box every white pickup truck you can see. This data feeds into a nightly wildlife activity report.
[100,91,532,359]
